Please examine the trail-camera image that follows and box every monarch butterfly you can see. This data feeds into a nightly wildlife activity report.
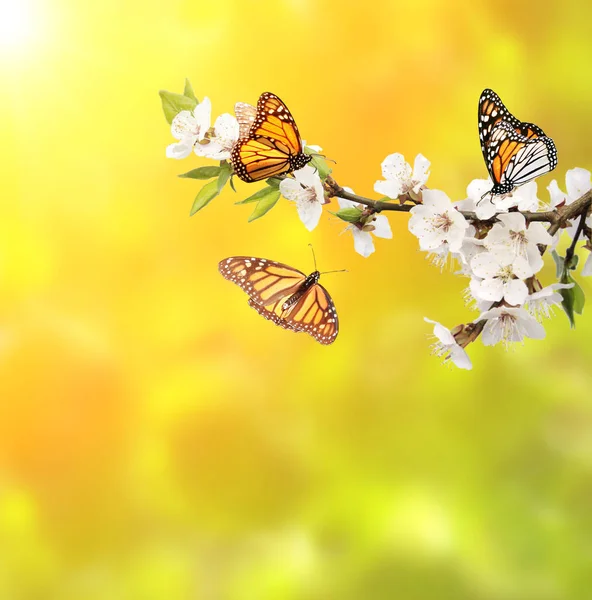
[478,89,557,195]
[218,253,341,345]
[231,92,312,182]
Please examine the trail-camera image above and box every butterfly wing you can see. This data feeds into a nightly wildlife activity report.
[248,282,339,345]
[486,121,557,192]
[230,92,311,182]
[219,257,306,306]
[235,102,257,139]
[251,92,304,155]
[478,89,546,160]
[231,136,293,182]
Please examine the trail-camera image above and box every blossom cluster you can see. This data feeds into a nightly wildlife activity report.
[161,82,591,370]
[408,166,591,369]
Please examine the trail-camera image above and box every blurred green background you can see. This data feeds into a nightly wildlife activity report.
[1,0,591,598]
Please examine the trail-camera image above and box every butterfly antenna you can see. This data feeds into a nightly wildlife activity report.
[319,269,348,276]
[309,243,317,271]
[309,152,337,164]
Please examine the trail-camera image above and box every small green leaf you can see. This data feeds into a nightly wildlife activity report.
[573,278,586,315]
[235,186,276,205]
[183,79,198,103]
[217,161,232,192]
[566,253,579,270]
[190,179,219,215]
[559,284,576,328]
[229,176,237,193]
[159,90,198,124]
[178,166,221,180]
[266,177,282,189]
[551,250,564,279]
[331,207,363,223]
[304,146,332,180]
[248,189,281,222]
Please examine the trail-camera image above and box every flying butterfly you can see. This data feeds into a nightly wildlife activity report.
[231,92,312,182]
[478,89,557,195]
[218,250,341,345]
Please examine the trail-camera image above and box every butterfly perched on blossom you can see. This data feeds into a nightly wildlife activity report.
[478,89,557,195]
[218,255,339,345]
[230,92,312,182]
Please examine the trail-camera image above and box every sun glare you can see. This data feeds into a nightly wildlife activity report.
[0,0,35,48]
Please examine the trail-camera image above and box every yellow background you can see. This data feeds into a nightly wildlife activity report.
[1,0,592,598]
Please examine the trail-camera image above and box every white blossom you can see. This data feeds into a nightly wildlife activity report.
[166,98,212,159]
[408,190,469,254]
[279,166,326,231]
[484,212,552,273]
[424,318,472,370]
[547,168,592,238]
[337,189,392,258]
[462,179,540,220]
[526,283,574,320]
[194,113,239,160]
[475,307,546,347]
[374,153,430,199]
[470,251,533,306]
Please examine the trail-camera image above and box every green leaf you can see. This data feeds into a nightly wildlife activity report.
[573,278,586,315]
[217,161,232,192]
[331,207,363,223]
[248,189,281,222]
[235,186,276,205]
[190,179,219,215]
[566,253,579,270]
[266,177,282,189]
[178,166,221,180]
[183,79,198,103]
[559,283,576,328]
[304,146,332,180]
[159,90,198,124]
[551,250,564,279]
[229,176,237,193]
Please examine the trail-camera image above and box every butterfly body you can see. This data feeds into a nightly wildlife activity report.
[281,271,320,311]
[231,92,311,182]
[219,257,338,344]
[478,89,557,195]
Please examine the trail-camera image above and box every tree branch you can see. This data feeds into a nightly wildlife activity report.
[325,176,591,231]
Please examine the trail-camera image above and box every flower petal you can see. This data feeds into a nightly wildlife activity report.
[372,214,392,239]
[352,229,375,257]
[547,179,566,208]
[171,111,198,141]
[381,153,412,183]
[213,113,239,142]
[412,153,431,191]
[566,167,592,200]
[374,179,403,199]
[166,139,194,159]
[448,345,473,370]
[421,189,452,212]
[279,178,302,201]
[296,197,323,231]
[470,252,501,279]
[192,97,212,140]
[504,278,528,306]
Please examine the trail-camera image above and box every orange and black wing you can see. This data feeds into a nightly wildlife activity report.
[248,282,338,345]
[250,92,304,155]
[478,89,546,162]
[219,256,306,306]
[486,121,557,191]
[231,136,293,182]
